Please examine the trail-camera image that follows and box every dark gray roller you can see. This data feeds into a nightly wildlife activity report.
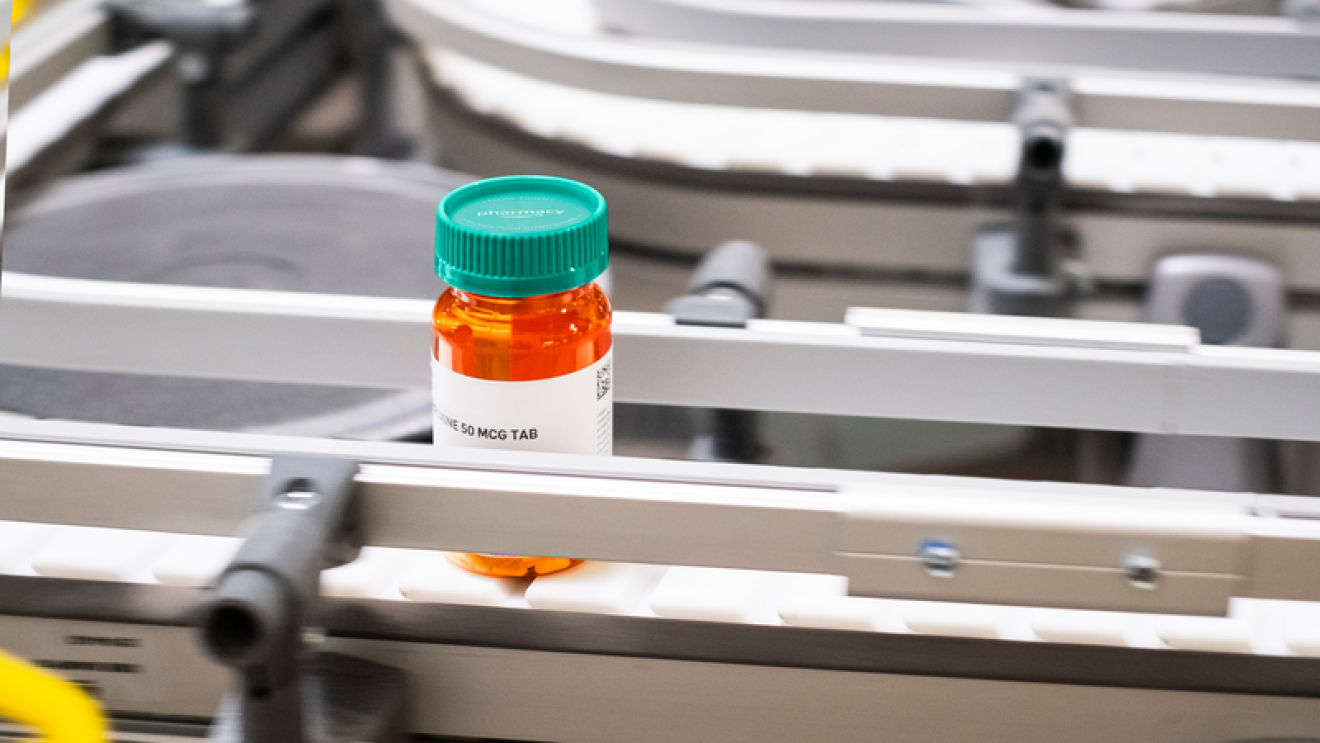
[1,155,471,439]
[1126,254,1285,493]
[1184,277,1253,345]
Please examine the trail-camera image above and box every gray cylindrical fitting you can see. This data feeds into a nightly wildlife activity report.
[202,568,293,669]
[688,240,772,315]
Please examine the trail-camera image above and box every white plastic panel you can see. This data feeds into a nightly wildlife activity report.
[649,566,781,624]
[1288,143,1320,201]
[777,574,889,631]
[900,601,1011,639]
[1126,133,1207,195]
[1064,129,1129,190]
[0,520,59,575]
[1208,138,1288,200]
[1282,602,1320,657]
[1029,608,1134,647]
[30,526,174,582]
[151,534,241,588]
[525,561,665,615]
[1154,615,1254,653]
[398,551,528,606]
[322,547,418,600]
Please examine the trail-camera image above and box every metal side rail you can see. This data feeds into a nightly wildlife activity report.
[385,0,1320,142]
[3,420,1320,743]
[593,0,1320,80]
[3,425,1320,739]
[1,419,1320,611]
[5,272,1320,441]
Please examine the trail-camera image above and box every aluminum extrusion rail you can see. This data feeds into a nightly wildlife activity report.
[384,0,1320,142]
[1,421,1319,612]
[4,272,1320,442]
[594,0,1320,80]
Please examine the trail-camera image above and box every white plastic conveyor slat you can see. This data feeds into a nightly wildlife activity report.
[429,49,1320,202]
[5,516,1320,658]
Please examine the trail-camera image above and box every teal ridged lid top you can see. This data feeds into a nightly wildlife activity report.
[435,175,608,298]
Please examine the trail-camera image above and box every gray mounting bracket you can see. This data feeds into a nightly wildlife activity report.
[665,241,772,462]
[200,456,406,743]
[970,78,1076,318]
[665,240,772,329]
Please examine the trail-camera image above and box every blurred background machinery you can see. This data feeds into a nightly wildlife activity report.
[8,1,1320,740]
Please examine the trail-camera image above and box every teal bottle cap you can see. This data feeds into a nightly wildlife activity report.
[435,175,609,298]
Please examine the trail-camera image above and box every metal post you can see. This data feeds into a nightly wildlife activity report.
[970,78,1073,318]
[666,241,773,463]
[200,456,406,743]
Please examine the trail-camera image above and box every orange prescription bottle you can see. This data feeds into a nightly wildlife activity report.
[431,175,612,577]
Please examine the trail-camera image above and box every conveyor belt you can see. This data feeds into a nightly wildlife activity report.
[420,62,1320,295]
[427,51,1320,206]
[5,520,1320,667]
[2,418,1320,739]
[395,0,1320,300]
[2,520,1320,740]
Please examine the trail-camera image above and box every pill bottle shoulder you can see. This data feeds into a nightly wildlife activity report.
[432,283,612,381]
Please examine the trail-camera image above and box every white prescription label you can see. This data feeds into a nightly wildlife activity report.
[432,350,613,456]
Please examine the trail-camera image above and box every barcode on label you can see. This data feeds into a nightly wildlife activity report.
[597,358,612,401]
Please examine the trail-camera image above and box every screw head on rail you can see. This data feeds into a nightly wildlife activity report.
[1123,555,1160,590]
[276,479,321,510]
[918,541,960,578]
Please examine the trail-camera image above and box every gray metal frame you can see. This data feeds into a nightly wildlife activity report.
[5,272,1320,441]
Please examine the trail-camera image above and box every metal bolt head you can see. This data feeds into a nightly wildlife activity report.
[919,541,960,578]
[302,627,326,648]
[174,52,210,84]
[277,488,320,510]
[1123,555,1160,590]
